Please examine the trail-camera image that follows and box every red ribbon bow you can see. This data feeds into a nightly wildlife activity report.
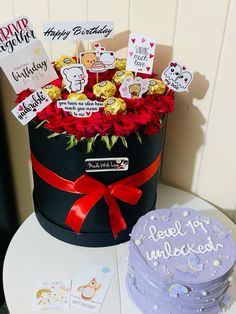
[170,62,177,67]
[31,153,161,238]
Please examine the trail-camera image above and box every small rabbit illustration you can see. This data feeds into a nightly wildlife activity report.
[78,278,101,301]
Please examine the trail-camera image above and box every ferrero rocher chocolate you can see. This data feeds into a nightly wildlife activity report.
[104,97,127,115]
[43,85,61,101]
[55,55,76,71]
[93,80,116,99]
[147,79,166,95]
[67,93,87,100]
[112,70,133,85]
[115,58,127,70]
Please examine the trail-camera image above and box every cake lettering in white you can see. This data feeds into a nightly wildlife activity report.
[146,236,223,260]
[148,220,187,242]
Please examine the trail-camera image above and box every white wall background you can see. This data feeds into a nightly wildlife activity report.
[1,0,236,223]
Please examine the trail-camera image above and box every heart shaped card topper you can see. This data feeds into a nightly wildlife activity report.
[119,76,149,99]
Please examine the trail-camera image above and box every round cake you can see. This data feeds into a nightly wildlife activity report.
[127,208,236,314]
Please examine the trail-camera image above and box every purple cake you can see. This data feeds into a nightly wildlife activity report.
[127,208,236,314]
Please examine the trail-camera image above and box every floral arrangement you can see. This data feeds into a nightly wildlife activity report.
[15,58,174,152]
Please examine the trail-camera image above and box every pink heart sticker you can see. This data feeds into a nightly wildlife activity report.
[131,38,135,44]
[94,43,100,48]
[129,52,133,56]
[150,42,154,48]
[122,87,127,92]
[18,105,24,111]
[146,66,150,71]
[149,53,154,59]
[142,38,146,43]
[101,47,105,51]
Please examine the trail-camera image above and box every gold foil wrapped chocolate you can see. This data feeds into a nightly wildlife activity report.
[104,97,127,115]
[147,79,166,95]
[55,55,76,71]
[112,70,133,85]
[93,80,116,99]
[43,85,61,101]
[115,59,127,70]
[67,93,88,100]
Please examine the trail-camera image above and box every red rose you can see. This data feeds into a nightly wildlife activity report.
[61,116,78,135]
[15,89,33,103]
[93,113,113,136]
[112,114,136,136]
[127,109,152,127]
[125,98,144,111]
[75,118,96,140]
[45,115,64,133]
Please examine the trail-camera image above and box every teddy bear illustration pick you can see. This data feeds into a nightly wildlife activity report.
[61,64,88,93]
[119,76,149,99]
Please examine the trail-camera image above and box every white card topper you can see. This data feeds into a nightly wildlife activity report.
[43,21,114,41]
[11,88,52,125]
[126,34,155,74]
[161,61,193,92]
[0,16,37,59]
[61,64,88,93]
[57,99,104,117]
[119,76,149,99]
[32,280,71,311]
[71,265,113,312]
[80,43,115,72]
[0,40,58,94]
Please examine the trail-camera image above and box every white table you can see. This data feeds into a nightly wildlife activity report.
[3,184,236,314]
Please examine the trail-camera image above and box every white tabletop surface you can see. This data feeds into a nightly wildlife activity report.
[3,184,236,314]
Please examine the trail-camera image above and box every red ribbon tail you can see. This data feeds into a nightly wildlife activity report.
[104,192,127,238]
[65,191,103,233]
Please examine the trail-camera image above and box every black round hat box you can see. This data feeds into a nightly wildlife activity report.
[28,122,164,247]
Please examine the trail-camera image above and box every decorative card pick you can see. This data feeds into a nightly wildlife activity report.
[11,88,52,125]
[43,21,114,41]
[57,99,104,117]
[126,34,155,74]
[80,43,115,72]
[85,158,129,172]
[32,280,71,311]
[161,61,193,92]
[0,16,37,59]
[71,265,113,312]
[119,76,149,99]
[80,51,97,69]
[0,40,58,93]
[61,64,88,93]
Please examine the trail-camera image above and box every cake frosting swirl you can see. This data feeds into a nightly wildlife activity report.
[127,208,236,314]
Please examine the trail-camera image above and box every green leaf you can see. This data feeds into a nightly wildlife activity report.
[87,137,95,153]
[35,120,47,129]
[66,135,78,150]
[101,135,111,151]
[135,130,142,144]
[110,135,118,148]
[47,132,60,139]
[120,136,128,148]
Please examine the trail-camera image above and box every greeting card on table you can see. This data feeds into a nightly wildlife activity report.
[126,34,155,74]
[11,88,52,125]
[71,266,113,312]
[0,40,58,93]
[32,280,71,311]
[0,16,37,59]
